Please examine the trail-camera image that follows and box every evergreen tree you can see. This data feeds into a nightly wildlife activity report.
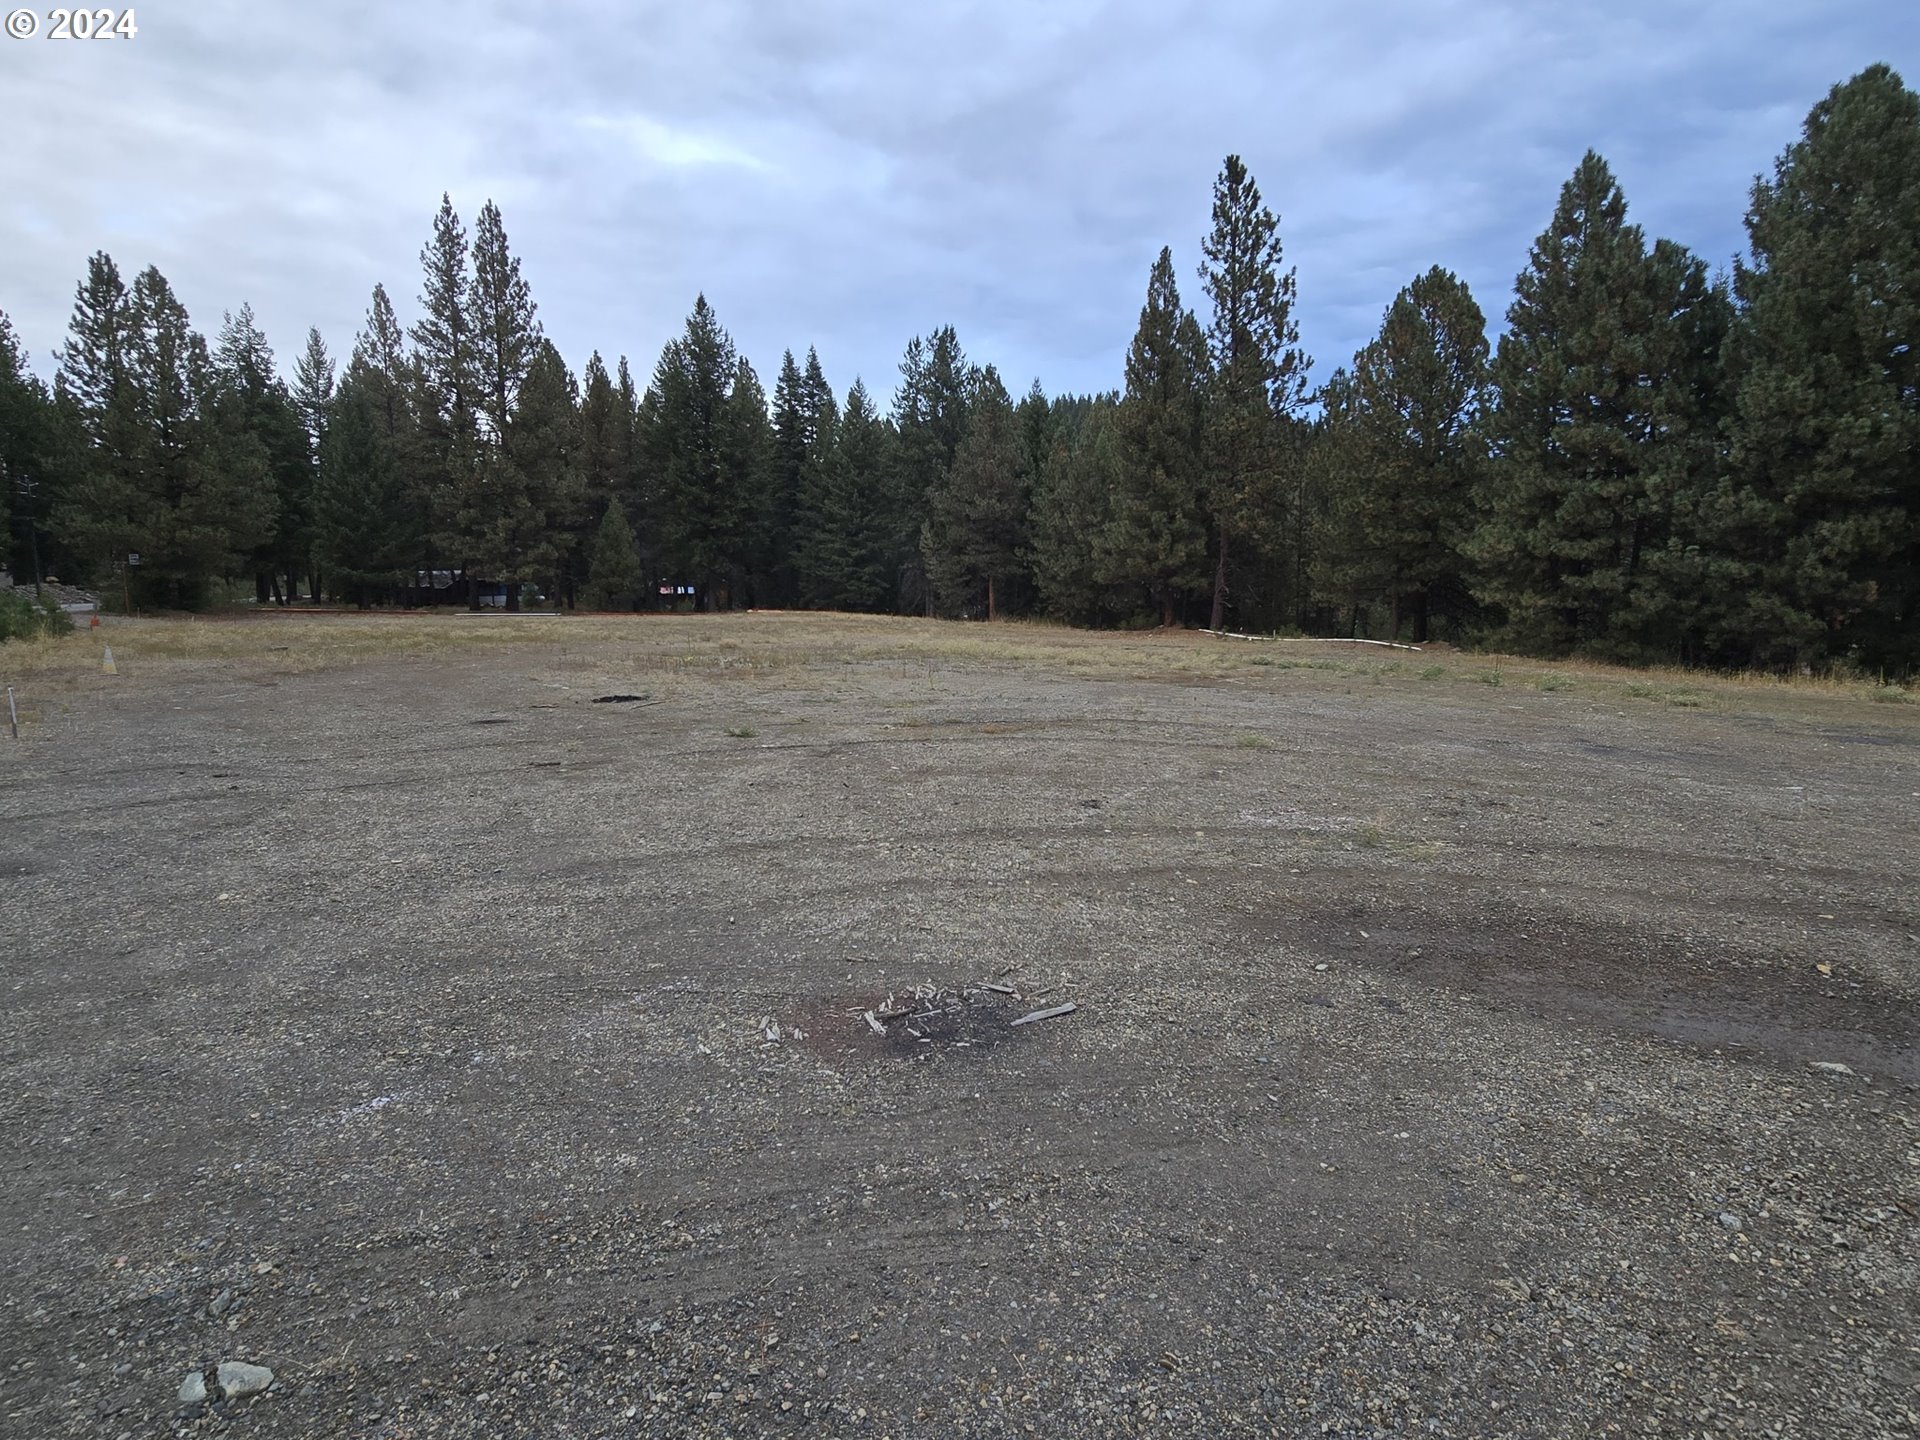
[584,497,643,610]
[574,352,629,607]
[1105,247,1210,626]
[410,196,478,595]
[923,366,1029,618]
[1314,266,1489,641]
[468,337,574,609]
[1015,379,1055,485]
[314,360,412,605]
[0,312,57,583]
[469,199,539,445]
[212,305,311,602]
[1032,396,1124,624]
[769,349,808,602]
[785,348,843,606]
[292,327,335,460]
[793,378,893,610]
[351,284,423,592]
[1475,152,1730,658]
[719,356,775,605]
[51,252,141,585]
[892,327,973,613]
[1714,65,1920,670]
[459,198,545,606]
[121,267,273,605]
[614,354,643,520]
[1198,155,1310,630]
[646,296,747,606]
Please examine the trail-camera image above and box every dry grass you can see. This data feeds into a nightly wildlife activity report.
[2,610,1914,729]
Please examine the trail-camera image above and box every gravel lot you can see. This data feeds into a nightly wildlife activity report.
[2,614,1916,1439]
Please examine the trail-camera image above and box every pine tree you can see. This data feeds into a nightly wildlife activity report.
[1475,152,1730,658]
[213,305,311,602]
[786,349,844,606]
[923,366,1029,618]
[0,312,57,584]
[351,284,423,593]
[1105,248,1210,626]
[467,337,574,609]
[469,199,539,445]
[646,296,745,606]
[122,267,273,606]
[1714,65,1920,671]
[614,355,643,523]
[574,352,629,607]
[292,327,335,460]
[769,349,808,602]
[1015,380,1054,486]
[314,360,412,606]
[410,196,478,596]
[792,378,893,610]
[457,198,546,607]
[1198,156,1310,630]
[584,497,643,610]
[1032,396,1124,624]
[892,328,974,613]
[1314,267,1489,641]
[51,253,141,585]
[719,356,774,606]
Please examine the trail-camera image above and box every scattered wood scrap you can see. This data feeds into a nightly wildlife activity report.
[1010,1002,1077,1027]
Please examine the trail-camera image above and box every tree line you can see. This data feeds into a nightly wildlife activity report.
[0,64,1912,671]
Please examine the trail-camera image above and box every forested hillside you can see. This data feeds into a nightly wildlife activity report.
[1,65,1912,672]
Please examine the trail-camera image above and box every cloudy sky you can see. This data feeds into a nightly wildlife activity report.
[2,1,1912,402]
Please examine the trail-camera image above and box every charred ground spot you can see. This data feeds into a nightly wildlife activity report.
[790,984,1071,1063]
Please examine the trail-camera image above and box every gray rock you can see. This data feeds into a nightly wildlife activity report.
[217,1361,274,1398]
[1717,1211,1743,1231]
[1810,1060,1856,1076]
[209,1288,233,1317]
[177,1371,206,1406]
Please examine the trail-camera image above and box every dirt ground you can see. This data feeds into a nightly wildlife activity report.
[1,613,1916,1440]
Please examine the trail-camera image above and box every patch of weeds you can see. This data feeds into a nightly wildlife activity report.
[1667,694,1705,709]
[1353,820,1387,848]
[1419,665,1446,680]
[1626,682,1660,699]
[1868,685,1912,705]
[1537,675,1573,693]
[1234,733,1275,750]
[1475,670,1505,687]
[724,725,758,738]
[1249,655,1275,666]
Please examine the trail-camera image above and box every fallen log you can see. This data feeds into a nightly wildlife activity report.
[1198,629,1422,652]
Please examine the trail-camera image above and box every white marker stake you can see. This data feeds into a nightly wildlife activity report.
[6,686,16,740]
[102,646,117,674]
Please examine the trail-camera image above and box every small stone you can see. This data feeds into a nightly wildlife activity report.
[1717,1212,1743,1232]
[217,1361,274,1398]
[209,1288,233,1317]
[1809,1061,1856,1076]
[1313,963,1329,973]
[177,1372,206,1406]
